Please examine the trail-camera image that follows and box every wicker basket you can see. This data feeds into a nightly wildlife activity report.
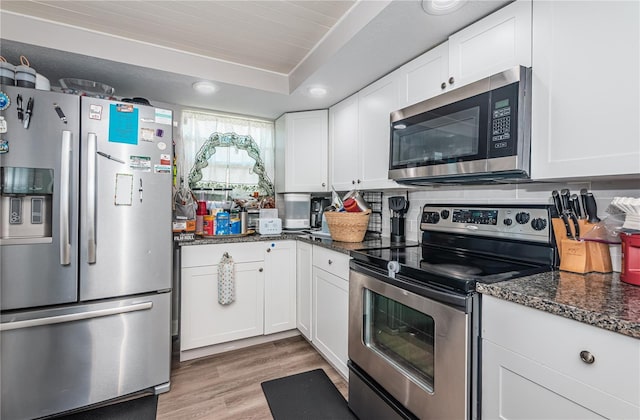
[323,210,371,242]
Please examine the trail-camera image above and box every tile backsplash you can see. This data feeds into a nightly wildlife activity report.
[381,178,640,272]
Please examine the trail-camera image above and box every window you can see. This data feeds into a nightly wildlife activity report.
[180,110,274,196]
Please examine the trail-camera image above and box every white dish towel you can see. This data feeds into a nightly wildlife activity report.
[218,252,235,305]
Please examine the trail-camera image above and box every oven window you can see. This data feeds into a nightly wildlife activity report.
[363,289,435,392]
[391,106,480,167]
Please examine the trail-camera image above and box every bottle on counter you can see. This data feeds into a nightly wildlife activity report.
[240,207,247,234]
[196,201,207,235]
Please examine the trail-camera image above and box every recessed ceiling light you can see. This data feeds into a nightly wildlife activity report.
[421,0,468,15]
[307,86,328,97]
[192,81,218,94]
[394,124,407,130]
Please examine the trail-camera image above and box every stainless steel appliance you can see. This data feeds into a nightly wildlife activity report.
[310,196,331,229]
[389,66,532,184]
[348,204,558,419]
[1,86,173,420]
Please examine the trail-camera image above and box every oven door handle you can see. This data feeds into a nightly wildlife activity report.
[350,260,471,312]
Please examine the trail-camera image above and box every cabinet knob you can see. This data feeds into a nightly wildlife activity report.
[448,76,455,85]
[579,350,595,364]
[328,259,333,265]
[357,179,361,184]
[266,248,271,253]
[352,180,355,185]
[441,82,446,90]
[259,268,263,272]
[322,182,326,187]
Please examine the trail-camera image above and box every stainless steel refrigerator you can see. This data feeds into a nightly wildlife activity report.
[0,85,173,420]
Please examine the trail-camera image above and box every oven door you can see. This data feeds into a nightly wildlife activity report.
[349,264,471,419]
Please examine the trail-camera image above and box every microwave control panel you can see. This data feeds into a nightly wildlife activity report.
[488,82,519,157]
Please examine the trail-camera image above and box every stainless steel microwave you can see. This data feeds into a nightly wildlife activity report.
[389,66,532,184]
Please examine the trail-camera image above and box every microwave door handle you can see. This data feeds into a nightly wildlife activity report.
[87,132,97,264]
[59,130,72,266]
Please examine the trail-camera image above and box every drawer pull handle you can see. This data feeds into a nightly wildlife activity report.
[259,268,263,272]
[580,350,595,364]
[328,259,333,265]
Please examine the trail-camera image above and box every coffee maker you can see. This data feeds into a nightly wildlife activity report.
[310,196,331,229]
[389,195,409,243]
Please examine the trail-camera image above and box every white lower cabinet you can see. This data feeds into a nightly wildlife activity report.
[180,241,296,355]
[296,241,313,340]
[482,295,640,419]
[264,240,297,335]
[181,261,264,350]
[311,246,351,379]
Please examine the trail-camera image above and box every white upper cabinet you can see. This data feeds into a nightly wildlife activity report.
[448,0,532,90]
[329,94,359,191]
[398,0,531,106]
[329,74,400,191]
[397,42,449,109]
[357,73,401,190]
[275,110,329,193]
[530,0,640,180]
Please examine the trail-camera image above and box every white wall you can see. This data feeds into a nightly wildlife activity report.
[381,179,640,272]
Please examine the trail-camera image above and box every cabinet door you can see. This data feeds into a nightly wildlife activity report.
[397,42,450,108]
[180,262,264,351]
[357,73,400,190]
[482,339,640,419]
[263,241,297,335]
[275,110,328,193]
[530,0,640,179]
[448,0,531,90]
[329,94,359,191]
[296,241,313,340]
[312,267,349,378]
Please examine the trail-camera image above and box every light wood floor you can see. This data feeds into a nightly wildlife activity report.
[157,335,348,419]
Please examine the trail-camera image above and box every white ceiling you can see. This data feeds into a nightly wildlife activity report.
[0,0,510,120]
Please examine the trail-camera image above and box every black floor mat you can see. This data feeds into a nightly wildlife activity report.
[52,394,158,420]
[261,369,357,420]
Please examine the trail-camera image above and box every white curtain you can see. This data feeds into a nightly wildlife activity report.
[180,110,274,196]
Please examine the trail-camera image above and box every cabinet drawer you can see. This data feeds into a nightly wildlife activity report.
[182,242,264,268]
[313,246,351,279]
[482,295,640,405]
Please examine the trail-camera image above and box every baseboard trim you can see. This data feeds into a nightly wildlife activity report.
[179,329,300,361]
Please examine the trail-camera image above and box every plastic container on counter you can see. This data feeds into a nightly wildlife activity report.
[216,211,230,235]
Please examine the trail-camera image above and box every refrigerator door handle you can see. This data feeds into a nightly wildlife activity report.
[0,301,153,331]
[60,130,72,266]
[87,132,97,264]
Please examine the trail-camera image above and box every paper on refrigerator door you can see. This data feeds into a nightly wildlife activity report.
[114,173,133,206]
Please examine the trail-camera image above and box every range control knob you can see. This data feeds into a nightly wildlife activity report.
[440,209,450,219]
[515,212,530,224]
[531,218,548,231]
[503,218,513,226]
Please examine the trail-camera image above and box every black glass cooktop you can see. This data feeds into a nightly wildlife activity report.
[351,245,552,294]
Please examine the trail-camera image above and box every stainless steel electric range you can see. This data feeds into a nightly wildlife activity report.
[348,204,559,420]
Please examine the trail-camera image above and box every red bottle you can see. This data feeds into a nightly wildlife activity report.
[196,201,207,235]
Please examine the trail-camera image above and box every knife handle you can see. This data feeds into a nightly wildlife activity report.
[568,212,580,239]
[585,193,601,223]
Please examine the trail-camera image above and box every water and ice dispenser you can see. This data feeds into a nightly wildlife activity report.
[1,167,53,241]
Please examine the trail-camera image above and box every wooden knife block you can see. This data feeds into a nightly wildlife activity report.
[554,218,612,274]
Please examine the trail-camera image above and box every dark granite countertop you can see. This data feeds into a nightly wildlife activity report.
[179,232,303,246]
[477,271,640,339]
[296,234,419,255]
[179,232,418,255]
